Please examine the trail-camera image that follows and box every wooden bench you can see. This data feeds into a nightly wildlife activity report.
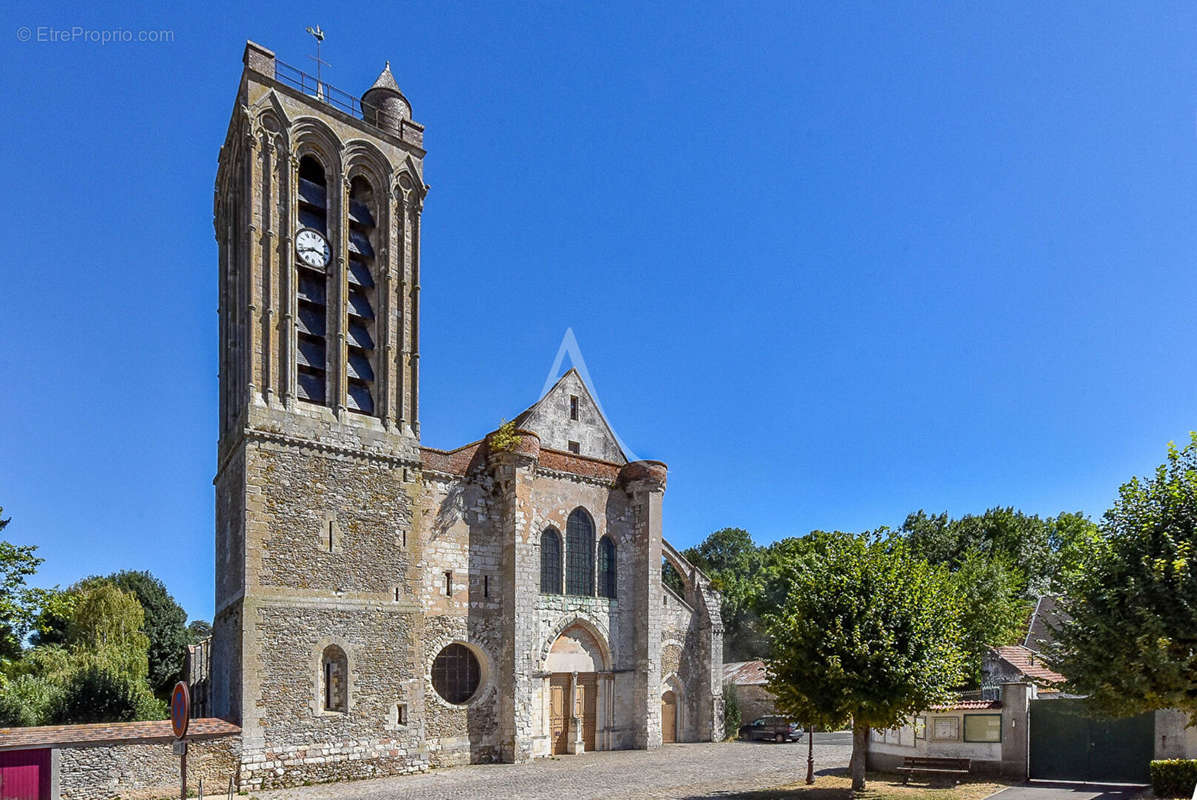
[895,756,971,785]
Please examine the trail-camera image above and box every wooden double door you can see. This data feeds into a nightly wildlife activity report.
[550,673,597,754]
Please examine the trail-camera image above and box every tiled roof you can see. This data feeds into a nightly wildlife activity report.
[0,718,240,749]
[538,448,622,482]
[928,699,1003,711]
[419,442,624,483]
[993,644,1066,687]
[722,660,768,686]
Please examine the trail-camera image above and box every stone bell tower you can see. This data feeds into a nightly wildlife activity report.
[210,41,430,782]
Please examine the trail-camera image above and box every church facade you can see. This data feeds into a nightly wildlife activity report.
[210,42,723,790]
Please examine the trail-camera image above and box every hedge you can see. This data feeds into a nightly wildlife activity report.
[1150,760,1197,798]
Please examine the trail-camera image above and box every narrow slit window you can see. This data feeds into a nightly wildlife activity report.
[444,571,453,597]
[396,702,407,725]
[570,395,579,420]
[328,521,334,553]
[483,574,489,598]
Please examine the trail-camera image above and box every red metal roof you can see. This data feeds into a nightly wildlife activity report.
[722,660,769,686]
[0,718,240,749]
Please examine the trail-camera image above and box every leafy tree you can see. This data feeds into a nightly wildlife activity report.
[1050,434,1197,722]
[764,531,967,790]
[901,507,1095,597]
[683,528,769,661]
[0,508,46,661]
[948,551,1028,684]
[29,588,77,647]
[187,619,212,642]
[0,581,164,726]
[105,571,189,696]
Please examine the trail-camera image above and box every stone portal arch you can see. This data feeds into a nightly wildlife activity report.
[540,621,612,756]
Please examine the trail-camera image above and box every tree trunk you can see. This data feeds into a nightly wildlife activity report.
[850,720,869,791]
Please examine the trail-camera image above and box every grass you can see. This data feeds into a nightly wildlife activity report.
[697,769,1010,800]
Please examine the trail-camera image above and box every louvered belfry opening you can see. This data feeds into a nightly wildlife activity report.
[346,176,378,415]
[296,156,329,404]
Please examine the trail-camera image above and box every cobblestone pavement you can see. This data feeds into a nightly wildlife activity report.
[254,740,854,800]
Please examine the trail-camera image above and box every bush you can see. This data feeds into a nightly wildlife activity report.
[0,674,62,726]
[51,664,165,724]
[723,683,742,740]
[1151,760,1197,798]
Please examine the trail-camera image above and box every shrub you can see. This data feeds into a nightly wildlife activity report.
[51,663,165,724]
[723,682,742,740]
[0,674,62,726]
[1151,760,1197,798]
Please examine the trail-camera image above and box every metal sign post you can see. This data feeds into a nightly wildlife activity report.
[171,682,191,800]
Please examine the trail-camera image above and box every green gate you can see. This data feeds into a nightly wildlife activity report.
[1029,699,1154,783]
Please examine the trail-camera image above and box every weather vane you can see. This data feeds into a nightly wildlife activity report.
[305,25,330,98]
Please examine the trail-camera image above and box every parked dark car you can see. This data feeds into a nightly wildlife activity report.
[740,715,802,742]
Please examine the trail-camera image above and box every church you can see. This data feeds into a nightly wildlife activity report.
[210,41,724,790]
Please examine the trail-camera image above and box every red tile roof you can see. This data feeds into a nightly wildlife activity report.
[0,718,240,749]
[928,699,1003,711]
[993,644,1066,687]
[723,660,769,686]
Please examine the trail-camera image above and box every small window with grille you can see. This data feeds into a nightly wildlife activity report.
[568,441,580,454]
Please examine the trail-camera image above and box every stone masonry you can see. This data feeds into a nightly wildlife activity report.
[210,41,722,791]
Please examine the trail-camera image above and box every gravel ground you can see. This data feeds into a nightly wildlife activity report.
[253,739,855,800]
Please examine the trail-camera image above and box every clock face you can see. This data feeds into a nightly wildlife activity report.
[296,228,331,269]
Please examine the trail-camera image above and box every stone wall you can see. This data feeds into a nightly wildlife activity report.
[0,720,240,800]
[736,685,777,724]
[60,735,239,800]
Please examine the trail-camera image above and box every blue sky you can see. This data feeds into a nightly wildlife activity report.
[2,1,1196,622]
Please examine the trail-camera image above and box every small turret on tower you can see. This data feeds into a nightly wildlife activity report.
[362,61,412,134]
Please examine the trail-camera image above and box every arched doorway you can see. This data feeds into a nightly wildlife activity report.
[544,623,610,755]
[661,690,678,743]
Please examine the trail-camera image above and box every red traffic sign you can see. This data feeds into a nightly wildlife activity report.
[170,682,190,739]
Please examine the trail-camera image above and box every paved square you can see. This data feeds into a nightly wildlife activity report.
[254,739,854,800]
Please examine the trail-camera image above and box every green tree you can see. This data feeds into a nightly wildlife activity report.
[187,619,212,642]
[683,528,769,661]
[764,531,967,790]
[0,508,45,661]
[901,506,1095,596]
[1050,434,1197,722]
[66,581,151,682]
[105,571,189,696]
[948,551,1028,684]
[0,582,165,726]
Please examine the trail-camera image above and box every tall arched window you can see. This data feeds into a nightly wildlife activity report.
[346,175,378,415]
[321,644,348,713]
[565,508,595,596]
[540,527,562,594]
[296,156,329,404]
[597,536,616,599]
